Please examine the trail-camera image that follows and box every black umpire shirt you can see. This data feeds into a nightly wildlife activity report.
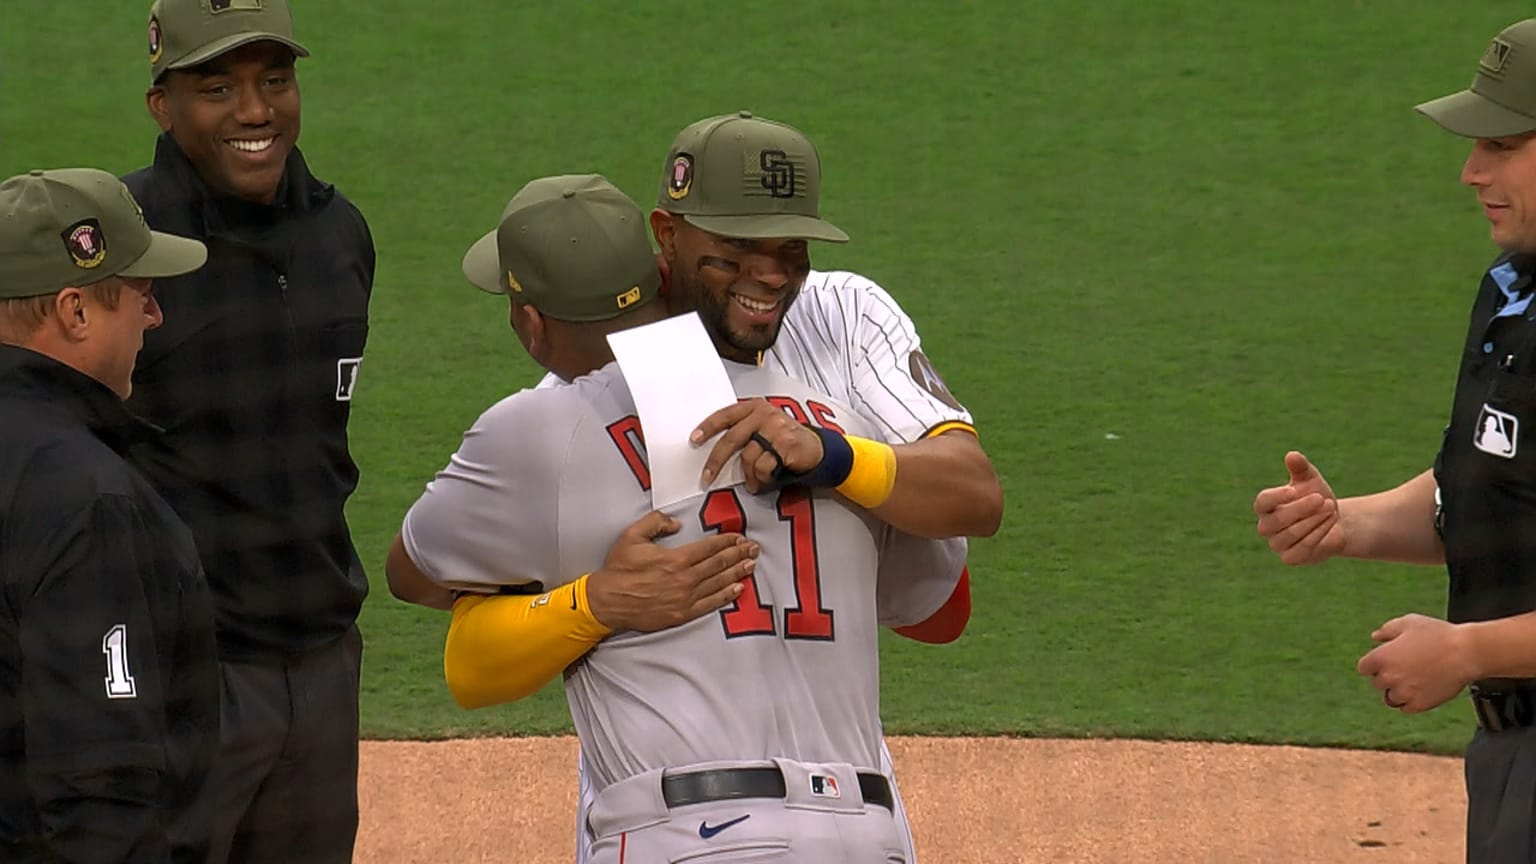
[123,135,374,663]
[1438,253,1536,651]
[0,345,219,863]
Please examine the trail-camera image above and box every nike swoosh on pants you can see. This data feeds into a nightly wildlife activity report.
[698,813,752,838]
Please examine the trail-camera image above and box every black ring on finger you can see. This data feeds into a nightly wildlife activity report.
[749,432,783,470]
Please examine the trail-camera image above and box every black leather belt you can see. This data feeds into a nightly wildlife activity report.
[660,766,894,810]
[1471,685,1536,732]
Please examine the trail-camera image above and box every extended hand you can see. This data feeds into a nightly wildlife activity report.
[1356,613,1474,714]
[585,510,757,633]
[693,398,825,493]
[1253,451,1344,565]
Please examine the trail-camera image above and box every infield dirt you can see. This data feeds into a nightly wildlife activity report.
[356,736,1465,863]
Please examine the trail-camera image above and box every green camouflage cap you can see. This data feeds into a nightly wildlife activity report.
[0,169,207,300]
[1417,19,1536,138]
[148,0,309,83]
[460,174,660,322]
[656,111,848,243]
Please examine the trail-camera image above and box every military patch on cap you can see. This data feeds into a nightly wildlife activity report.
[148,16,163,63]
[908,350,963,410]
[506,271,523,293]
[744,149,803,200]
[1482,38,1514,77]
[667,154,693,201]
[61,219,107,270]
[617,285,642,309]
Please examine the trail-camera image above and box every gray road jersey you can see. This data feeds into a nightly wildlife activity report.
[402,360,957,793]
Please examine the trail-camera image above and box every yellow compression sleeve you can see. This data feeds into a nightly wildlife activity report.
[835,436,899,509]
[443,576,612,709]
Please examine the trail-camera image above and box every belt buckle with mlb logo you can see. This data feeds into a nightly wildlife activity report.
[809,774,840,799]
[1475,403,1519,459]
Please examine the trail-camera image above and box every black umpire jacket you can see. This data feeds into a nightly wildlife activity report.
[123,135,374,663]
[1439,252,1536,642]
[0,345,219,863]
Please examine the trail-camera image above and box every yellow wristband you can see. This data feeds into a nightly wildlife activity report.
[835,436,898,509]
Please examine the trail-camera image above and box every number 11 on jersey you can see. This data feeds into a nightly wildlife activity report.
[699,487,835,641]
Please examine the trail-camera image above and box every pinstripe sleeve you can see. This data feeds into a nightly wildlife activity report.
[836,272,974,444]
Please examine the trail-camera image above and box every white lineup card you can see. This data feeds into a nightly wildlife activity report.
[607,313,745,509]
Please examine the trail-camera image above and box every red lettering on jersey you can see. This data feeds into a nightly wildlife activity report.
[766,396,810,425]
[806,400,844,434]
[701,489,775,637]
[778,487,834,639]
[605,416,650,491]
[699,487,834,641]
[762,396,845,434]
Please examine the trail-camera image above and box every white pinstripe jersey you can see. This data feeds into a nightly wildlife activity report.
[765,270,973,445]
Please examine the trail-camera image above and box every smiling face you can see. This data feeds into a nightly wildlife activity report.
[147,41,300,204]
[655,213,812,363]
[1462,131,1536,253]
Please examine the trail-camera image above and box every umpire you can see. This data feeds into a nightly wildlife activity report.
[0,169,215,862]
[124,0,375,860]
[1256,19,1536,863]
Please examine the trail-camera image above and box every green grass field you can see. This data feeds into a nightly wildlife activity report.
[4,1,1531,754]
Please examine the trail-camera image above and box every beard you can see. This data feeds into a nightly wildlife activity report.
[672,266,801,363]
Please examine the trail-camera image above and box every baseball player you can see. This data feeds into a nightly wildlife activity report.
[657,112,1002,541]
[402,114,987,862]
[396,174,961,863]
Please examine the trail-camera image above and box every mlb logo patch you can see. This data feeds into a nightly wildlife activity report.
[336,357,362,402]
[809,774,840,799]
[1475,403,1518,459]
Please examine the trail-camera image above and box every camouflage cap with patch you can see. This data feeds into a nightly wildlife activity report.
[656,111,848,243]
[0,169,207,299]
[148,0,309,83]
[1417,19,1536,138]
[460,174,661,322]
